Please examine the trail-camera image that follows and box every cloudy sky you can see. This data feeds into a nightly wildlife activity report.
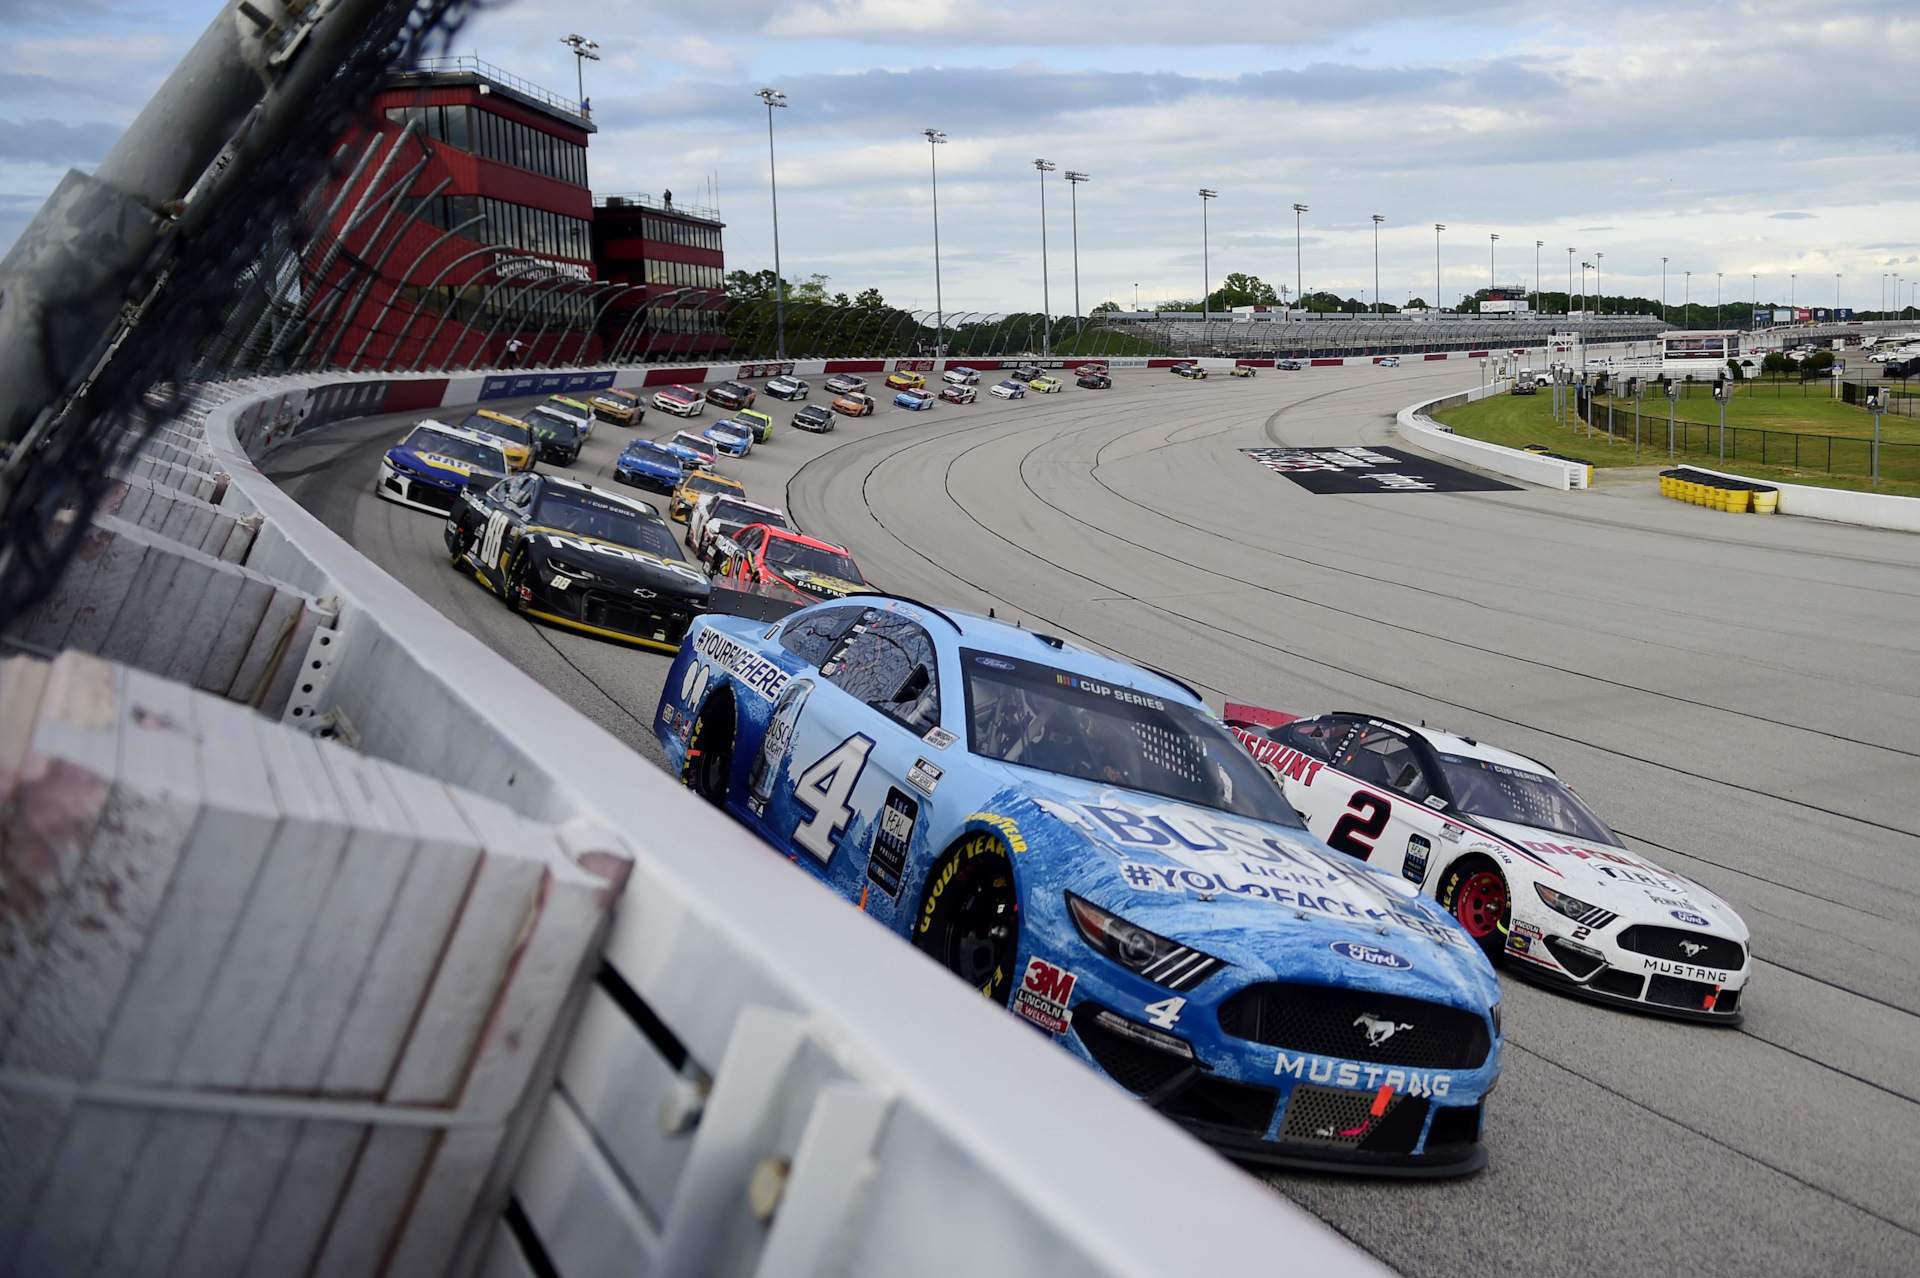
[3,0,1916,316]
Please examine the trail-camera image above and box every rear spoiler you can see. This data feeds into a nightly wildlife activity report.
[706,583,804,623]
[1222,702,1302,731]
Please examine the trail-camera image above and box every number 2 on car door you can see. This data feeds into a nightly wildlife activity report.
[1327,791,1391,858]
[792,735,874,863]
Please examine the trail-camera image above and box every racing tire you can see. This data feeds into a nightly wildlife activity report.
[683,690,734,807]
[504,548,532,614]
[1439,857,1509,961]
[914,832,1019,1003]
[448,521,473,569]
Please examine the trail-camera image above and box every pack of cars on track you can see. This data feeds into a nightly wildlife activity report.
[376,360,1753,1177]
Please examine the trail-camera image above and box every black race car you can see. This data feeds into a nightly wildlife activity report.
[1010,363,1045,382]
[1277,359,1303,371]
[446,472,711,653]
[1076,370,1112,389]
[706,381,757,410]
[791,403,836,433]
[524,405,587,465]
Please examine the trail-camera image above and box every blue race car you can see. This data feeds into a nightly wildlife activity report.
[656,597,1504,1175]
[375,421,511,514]
[705,419,755,458]
[615,438,690,493]
[893,388,937,412]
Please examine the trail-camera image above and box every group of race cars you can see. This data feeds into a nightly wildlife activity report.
[375,364,1753,1179]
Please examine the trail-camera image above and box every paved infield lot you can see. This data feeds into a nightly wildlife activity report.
[266,363,1920,1277]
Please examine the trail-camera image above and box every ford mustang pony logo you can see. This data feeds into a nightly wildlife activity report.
[1354,1013,1414,1046]
[1678,940,1706,957]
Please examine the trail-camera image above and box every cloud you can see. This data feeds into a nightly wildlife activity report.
[0,117,119,164]
[1769,211,1817,220]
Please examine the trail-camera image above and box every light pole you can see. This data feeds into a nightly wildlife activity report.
[1567,247,1575,315]
[1292,203,1308,317]
[924,129,946,356]
[1535,240,1543,314]
[1581,261,1591,319]
[756,88,788,359]
[1034,158,1056,355]
[1595,252,1603,316]
[1489,233,1499,306]
[1065,171,1089,337]
[1661,256,1668,324]
[1434,224,1445,312]
[1716,271,1722,328]
[1790,272,1796,313]
[1835,272,1842,318]
[1372,214,1385,314]
[1201,189,1219,328]
[1752,273,1758,329]
[560,34,599,111]
[1684,270,1691,329]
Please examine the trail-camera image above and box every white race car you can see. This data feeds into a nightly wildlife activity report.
[1226,705,1752,1023]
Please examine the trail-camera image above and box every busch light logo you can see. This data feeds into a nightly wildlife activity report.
[1330,940,1413,971]
[748,679,812,814]
[1669,909,1712,927]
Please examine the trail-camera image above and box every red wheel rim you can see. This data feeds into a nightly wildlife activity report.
[1455,871,1507,939]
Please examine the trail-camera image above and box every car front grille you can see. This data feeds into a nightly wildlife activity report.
[400,479,458,511]
[1617,925,1746,971]
[1588,968,1646,1000]
[1277,1083,1431,1153]
[582,594,697,643]
[1646,974,1734,1013]
[1072,1005,1190,1096]
[1543,936,1607,979]
[1218,983,1490,1071]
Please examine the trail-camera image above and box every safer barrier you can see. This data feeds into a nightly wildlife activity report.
[1651,461,1920,533]
[1659,468,1778,514]
[186,367,1388,1276]
[1396,385,1589,489]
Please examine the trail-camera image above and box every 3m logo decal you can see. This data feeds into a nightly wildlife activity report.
[1013,958,1077,1034]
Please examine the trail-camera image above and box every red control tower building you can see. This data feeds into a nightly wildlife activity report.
[307,57,600,370]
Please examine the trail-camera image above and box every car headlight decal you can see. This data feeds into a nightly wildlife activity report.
[1533,882,1618,929]
[1066,892,1225,991]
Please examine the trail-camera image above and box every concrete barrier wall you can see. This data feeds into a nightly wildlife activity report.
[185,374,1386,1277]
[1396,388,1586,490]
[0,650,625,1278]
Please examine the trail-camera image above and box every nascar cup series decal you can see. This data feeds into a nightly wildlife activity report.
[1036,796,1463,947]
[695,627,792,702]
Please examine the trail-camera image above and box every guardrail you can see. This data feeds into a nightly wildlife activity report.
[192,367,1390,1276]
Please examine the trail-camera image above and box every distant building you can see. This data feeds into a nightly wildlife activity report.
[591,194,728,361]
[306,57,600,369]
[1479,285,1532,315]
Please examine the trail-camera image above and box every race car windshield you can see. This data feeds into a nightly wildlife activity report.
[765,538,864,583]
[402,429,503,469]
[1437,755,1621,845]
[458,413,529,446]
[710,499,788,530]
[625,441,675,460]
[524,408,578,438]
[683,475,736,498]
[672,434,715,455]
[963,651,1302,826]
[534,489,681,559]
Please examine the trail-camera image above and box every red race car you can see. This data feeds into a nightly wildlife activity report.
[705,523,869,605]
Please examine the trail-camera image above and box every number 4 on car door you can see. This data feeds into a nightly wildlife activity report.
[792,734,874,862]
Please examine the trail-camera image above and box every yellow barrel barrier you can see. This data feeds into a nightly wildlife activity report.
[1660,468,1775,514]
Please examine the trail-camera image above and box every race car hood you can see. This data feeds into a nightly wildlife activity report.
[773,568,864,600]
[533,530,711,601]
[1470,817,1749,940]
[999,781,1500,1009]
[384,441,503,487]
[618,448,682,476]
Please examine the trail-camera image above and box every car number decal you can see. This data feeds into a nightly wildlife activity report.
[479,509,510,569]
[792,734,874,863]
[1326,791,1392,859]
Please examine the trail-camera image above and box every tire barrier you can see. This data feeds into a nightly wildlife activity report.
[1659,468,1778,514]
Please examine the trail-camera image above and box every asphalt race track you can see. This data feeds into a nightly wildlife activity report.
[265,363,1920,1277]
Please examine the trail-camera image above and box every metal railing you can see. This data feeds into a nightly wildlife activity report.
[409,54,585,118]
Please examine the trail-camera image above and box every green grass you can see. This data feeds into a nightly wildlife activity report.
[1434,389,1920,497]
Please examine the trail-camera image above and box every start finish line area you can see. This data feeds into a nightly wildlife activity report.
[1241,446,1520,494]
